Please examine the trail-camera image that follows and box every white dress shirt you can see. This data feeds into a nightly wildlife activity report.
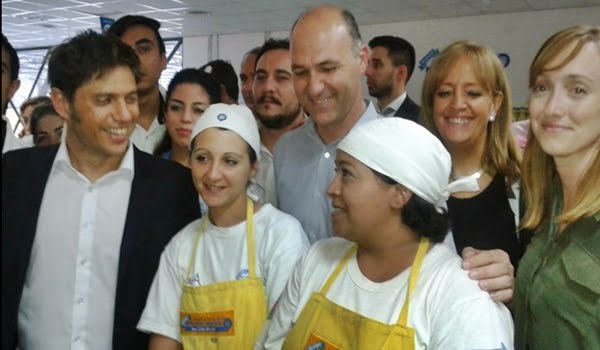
[252,144,278,207]
[129,116,166,154]
[2,114,33,153]
[377,92,407,118]
[18,142,135,350]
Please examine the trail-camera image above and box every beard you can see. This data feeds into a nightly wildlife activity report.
[368,82,393,99]
[255,95,302,130]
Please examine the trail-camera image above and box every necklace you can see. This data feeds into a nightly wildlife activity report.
[450,168,484,181]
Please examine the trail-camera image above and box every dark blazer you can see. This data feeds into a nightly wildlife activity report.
[2,145,200,350]
[394,95,421,124]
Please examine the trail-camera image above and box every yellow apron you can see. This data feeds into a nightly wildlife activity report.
[282,237,430,350]
[179,198,268,349]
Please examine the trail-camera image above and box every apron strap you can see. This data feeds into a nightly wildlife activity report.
[319,244,358,295]
[398,237,429,326]
[246,197,257,279]
[185,218,206,279]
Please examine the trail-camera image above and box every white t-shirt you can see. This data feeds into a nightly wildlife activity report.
[257,238,514,350]
[138,204,309,342]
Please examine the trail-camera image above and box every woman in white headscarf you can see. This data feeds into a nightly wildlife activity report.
[257,118,513,349]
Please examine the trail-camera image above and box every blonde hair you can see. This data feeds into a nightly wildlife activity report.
[521,25,600,229]
[421,41,521,182]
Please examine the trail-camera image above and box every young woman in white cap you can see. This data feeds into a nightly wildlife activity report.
[257,118,513,349]
[138,103,309,349]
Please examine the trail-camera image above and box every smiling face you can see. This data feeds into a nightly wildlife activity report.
[120,25,166,93]
[432,56,502,151]
[290,10,367,132]
[190,128,257,215]
[52,65,138,163]
[165,83,211,150]
[529,42,600,163]
[327,150,397,242]
[253,48,302,129]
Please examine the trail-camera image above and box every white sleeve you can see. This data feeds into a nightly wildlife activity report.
[430,296,514,350]
[137,233,187,342]
[263,220,309,313]
[255,251,305,350]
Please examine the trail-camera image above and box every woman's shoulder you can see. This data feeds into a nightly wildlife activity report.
[420,244,490,300]
[303,238,354,267]
[255,204,306,234]
[166,218,203,249]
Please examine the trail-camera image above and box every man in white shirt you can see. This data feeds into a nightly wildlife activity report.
[252,38,306,207]
[365,35,421,122]
[2,30,199,350]
[107,15,167,154]
[2,33,32,153]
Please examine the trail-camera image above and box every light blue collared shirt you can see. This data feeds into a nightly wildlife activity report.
[274,101,381,244]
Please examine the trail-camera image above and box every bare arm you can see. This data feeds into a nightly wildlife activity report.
[461,247,515,303]
[148,333,183,350]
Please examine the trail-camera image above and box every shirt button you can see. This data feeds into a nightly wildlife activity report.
[88,186,93,192]
[81,259,87,266]
[78,298,84,305]
[324,152,330,159]
[74,336,81,342]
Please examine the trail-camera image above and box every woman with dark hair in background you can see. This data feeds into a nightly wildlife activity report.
[154,68,221,167]
[514,25,600,349]
[258,118,513,349]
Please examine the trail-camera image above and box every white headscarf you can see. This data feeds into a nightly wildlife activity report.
[337,118,479,212]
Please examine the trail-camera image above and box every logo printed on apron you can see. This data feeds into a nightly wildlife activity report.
[305,334,341,350]
[180,310,235,336]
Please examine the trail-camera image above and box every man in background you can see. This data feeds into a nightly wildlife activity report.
[240,46,260,112]
[252,38,305,206]
[365,35,421,122]
[2,33,33,153]
[108,15,167,154]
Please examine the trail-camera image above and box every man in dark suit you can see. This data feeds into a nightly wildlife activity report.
[365,35,421,123]
[1,30,200,350]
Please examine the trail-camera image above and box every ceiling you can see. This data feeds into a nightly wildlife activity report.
[2,0,598,49]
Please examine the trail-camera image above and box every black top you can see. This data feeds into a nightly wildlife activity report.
[448,174,523,268]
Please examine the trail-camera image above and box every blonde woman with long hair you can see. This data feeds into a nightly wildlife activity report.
[514,25,600,349]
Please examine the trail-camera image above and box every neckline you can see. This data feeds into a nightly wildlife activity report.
[450,168,483,181]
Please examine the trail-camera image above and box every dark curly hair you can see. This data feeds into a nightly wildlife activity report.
[373,170,449,243]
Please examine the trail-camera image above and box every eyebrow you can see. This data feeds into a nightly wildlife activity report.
[565,73,593,83]
[275,69,292,76]
[135,38,154,47]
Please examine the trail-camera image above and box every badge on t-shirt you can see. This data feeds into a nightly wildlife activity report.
[305,333,341,350]
[180,310,235,336]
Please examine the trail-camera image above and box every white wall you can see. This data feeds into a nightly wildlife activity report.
[183,7,599,107]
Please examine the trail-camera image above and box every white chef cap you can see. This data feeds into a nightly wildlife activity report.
[189,103,261,162]
[337,118,478,212]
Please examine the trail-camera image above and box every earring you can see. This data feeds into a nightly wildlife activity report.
[488,113,496,122]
